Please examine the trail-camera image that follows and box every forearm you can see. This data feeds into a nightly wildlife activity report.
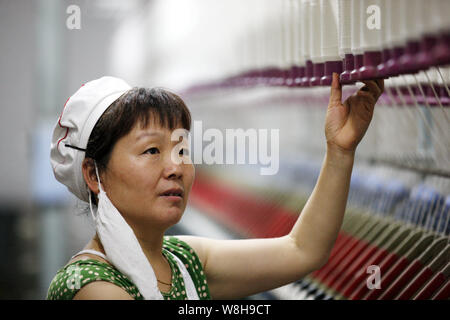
[288,146,355,266]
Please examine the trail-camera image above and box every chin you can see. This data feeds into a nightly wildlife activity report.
[159,206,185,226]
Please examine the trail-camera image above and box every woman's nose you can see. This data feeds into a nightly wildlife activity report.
[163,154,183,179]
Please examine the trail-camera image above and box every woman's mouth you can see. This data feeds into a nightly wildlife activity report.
[160,195,183,202]
[159,188,184,202]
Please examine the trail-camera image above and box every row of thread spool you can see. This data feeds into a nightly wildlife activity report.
[185,0,450,96]
[181,0,449,300]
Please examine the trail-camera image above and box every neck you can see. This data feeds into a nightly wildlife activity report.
[135,229,166,264]
[92,224,168,269]
[92,228,165,264]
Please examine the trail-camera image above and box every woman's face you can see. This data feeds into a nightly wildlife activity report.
[100,118,194,233]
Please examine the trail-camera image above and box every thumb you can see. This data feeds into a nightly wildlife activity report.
[329,72,342,106]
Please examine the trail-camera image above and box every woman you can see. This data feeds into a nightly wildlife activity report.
[47,73,383,300]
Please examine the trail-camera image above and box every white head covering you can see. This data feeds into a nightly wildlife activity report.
[50,76,131,202]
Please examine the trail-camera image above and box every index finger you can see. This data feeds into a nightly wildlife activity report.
[361,79,382,99]
[373,78,384,93]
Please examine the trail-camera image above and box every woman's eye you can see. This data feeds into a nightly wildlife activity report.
[179,148,187,156]
[144,147,160,155]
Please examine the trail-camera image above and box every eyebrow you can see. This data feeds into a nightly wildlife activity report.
[136,131,165,141]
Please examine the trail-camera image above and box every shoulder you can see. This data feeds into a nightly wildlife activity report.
[163,235,207,266]
[73,280,134,300]
[46,259,142,300]
[68,252,110,266]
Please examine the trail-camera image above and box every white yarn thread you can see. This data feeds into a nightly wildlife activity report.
[377,0,389,50]
[426,68,439,84]
[320,0,340,61]
[265,0,274,69]
[415,71,428,84]
[359,0,382,51]
[276,0,286,69]
[292,0,305,67]
[338,0,352,58]
[309,0,324,63]
[443,0,450,31]
[411,0,424,39]
[400,0,420,42]
[281,0,291,69]
[268,0,277,68]
[255,0,264,71]
[430,0,450,34]
[258,1,269,70]
[439,66,450,87]
[385,0,404,48]
[429,0,441,34]
[417,0,432,36]
[350,0,362,55]
[300,0,311,61]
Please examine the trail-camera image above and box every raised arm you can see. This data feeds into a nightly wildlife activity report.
[289,73,384,265]
[179,73,384,299]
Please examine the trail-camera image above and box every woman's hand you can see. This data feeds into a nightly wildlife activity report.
[325,73,384,155]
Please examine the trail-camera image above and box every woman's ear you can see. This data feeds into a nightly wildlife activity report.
[82,158,100,195]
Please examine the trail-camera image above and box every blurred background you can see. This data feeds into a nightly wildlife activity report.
[0,0,449,300]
